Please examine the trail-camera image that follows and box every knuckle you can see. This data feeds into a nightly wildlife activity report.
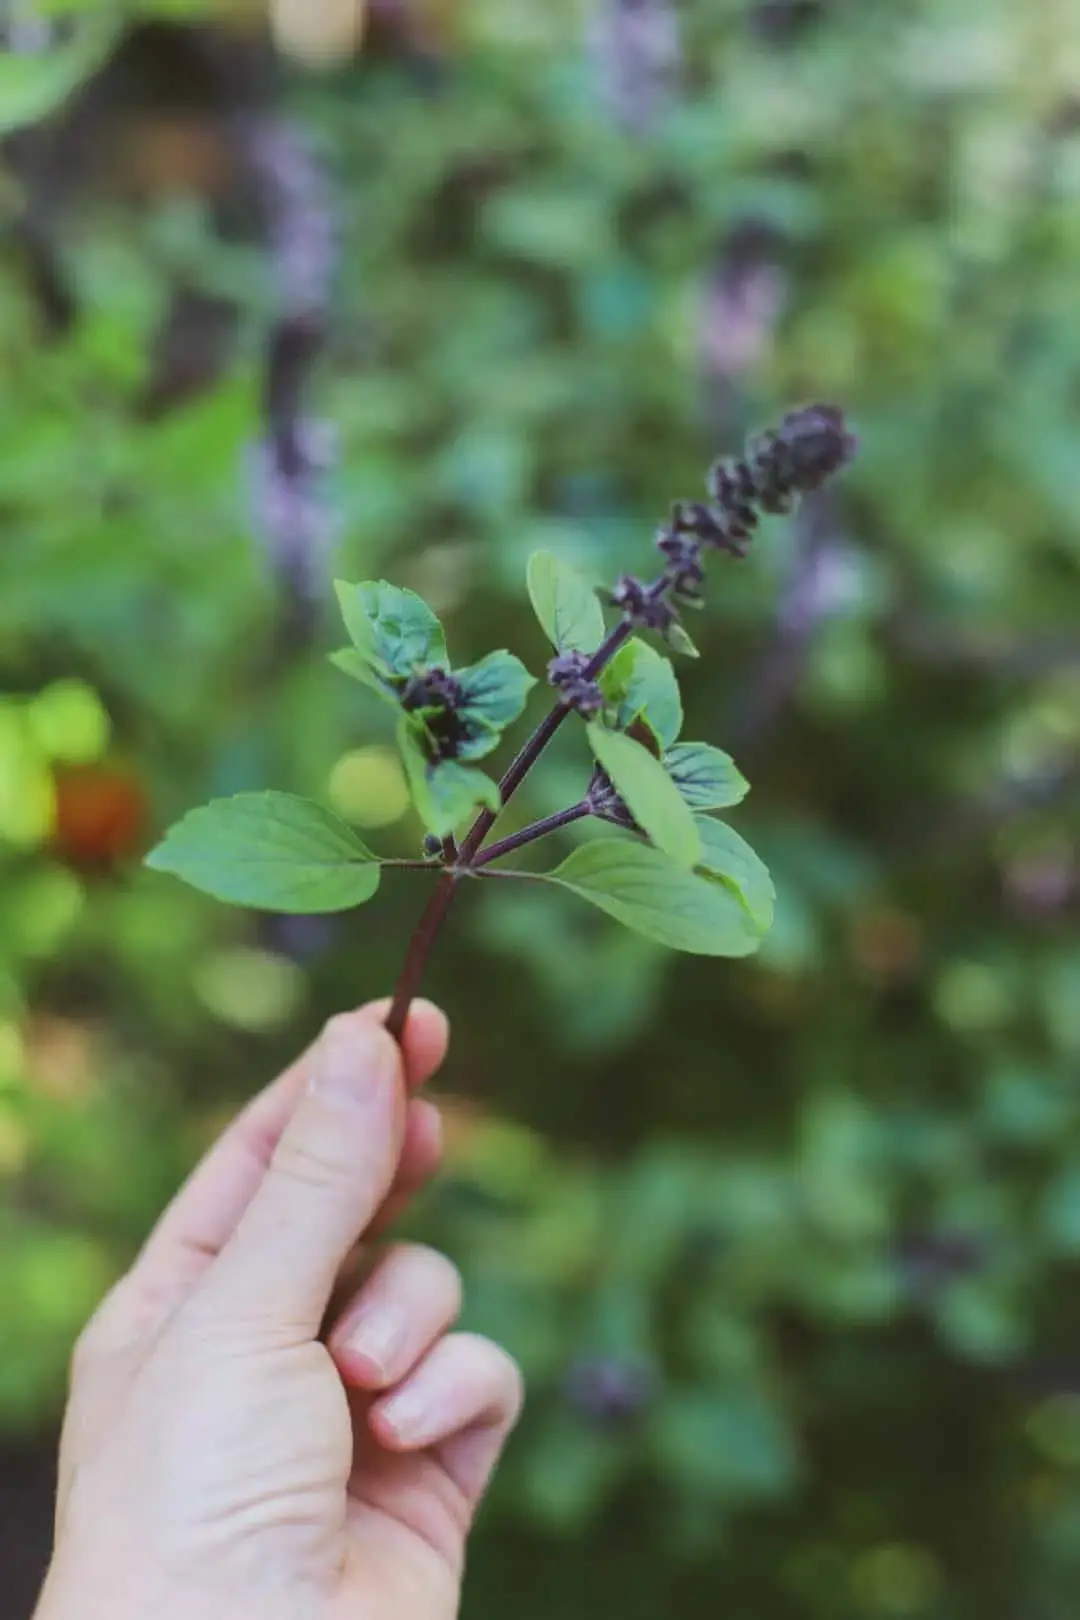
[68,1319,101,1381]
[68,1295,122,1381]
[497,1348,526,1422]
[405,1243,463,1307]
[376,1243,463,1318]
[437,1256,465,1317]
[455,1332,525,1420]
[272,1127,346,1194]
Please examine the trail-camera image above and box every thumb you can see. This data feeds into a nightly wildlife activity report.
[199,1014,405,1339]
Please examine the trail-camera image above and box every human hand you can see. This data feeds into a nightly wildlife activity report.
[35,1001,522,1620]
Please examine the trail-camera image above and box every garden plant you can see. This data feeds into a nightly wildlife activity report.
[148,405,857,1034]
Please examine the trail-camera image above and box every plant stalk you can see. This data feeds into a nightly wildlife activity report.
[473,802,591,869]
[386,622,636,1040]
[457,619,632,864]
[385,869,460,1042]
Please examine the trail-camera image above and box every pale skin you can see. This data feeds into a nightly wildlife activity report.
[34,999,523,1620]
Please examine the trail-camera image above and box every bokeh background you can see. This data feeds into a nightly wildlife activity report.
[5,0,1080,1615]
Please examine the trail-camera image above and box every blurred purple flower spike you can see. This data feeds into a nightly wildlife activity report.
[589,0,681,136]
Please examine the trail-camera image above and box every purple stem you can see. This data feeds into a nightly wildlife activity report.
[472,802,592,869]
[385,869,459,1043]
[384,620,634,1042]
[456,619,633,864]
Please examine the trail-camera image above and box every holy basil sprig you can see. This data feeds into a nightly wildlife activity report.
[147,404,858,1039]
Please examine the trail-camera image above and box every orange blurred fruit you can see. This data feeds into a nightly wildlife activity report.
[51,763,149,869]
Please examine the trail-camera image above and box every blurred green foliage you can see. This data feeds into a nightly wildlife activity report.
[7,1,1080,1616]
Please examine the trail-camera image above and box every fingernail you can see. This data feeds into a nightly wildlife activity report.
[310,1021,396,1105]
[379,1384,433,1442]
[344,1308,404,1383]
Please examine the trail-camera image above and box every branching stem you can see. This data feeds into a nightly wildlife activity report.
[385,620,633,1040]
[472,802,591,869]
[457,620,632,864]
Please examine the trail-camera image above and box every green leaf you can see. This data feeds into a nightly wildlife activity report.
[0,23,120,137]
[449,714,503,764]
[665,743,749,810]
[546,840,761,957]
[417,762,501,836]
[589,725,701,868]
[696,819,775,933]
[526,551,606,654]
[601,640,683,749]
[666,622,701,659]
[334,580,447,680]
[328,647,397,702]
[456,650,537,730]
[145,793,381,914]
[398,722,500,837]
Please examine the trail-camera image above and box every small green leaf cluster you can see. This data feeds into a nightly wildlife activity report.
[333,580,535,837]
